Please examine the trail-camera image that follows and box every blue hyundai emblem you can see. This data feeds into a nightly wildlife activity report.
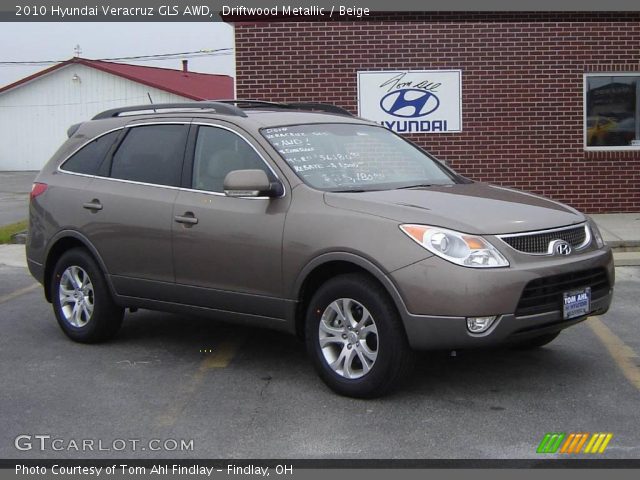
[379,88,440,118]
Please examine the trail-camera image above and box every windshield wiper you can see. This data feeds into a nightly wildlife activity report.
[396,183,434,189]
[332,189,369,193]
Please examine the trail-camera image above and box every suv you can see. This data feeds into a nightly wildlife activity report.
[27,100,614,398]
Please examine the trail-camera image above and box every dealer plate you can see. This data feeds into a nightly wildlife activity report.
[563,287,591,319]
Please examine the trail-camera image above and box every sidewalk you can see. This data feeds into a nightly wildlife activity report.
[1,214,638,269]
[0,244,26,268]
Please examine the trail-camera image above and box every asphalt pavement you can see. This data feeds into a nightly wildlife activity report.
[0,172,36,226]
[1,171,639,460]
[0,262,639,460]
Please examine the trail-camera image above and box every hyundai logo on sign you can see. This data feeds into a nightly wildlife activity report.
[358,70,462,134]
[379,89,440,118]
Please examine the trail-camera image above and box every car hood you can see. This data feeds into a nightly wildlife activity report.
[323,183,585,235]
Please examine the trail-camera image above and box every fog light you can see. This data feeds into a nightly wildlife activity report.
[466,316,497,333]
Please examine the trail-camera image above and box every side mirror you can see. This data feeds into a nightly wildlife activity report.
[223,169,283,198]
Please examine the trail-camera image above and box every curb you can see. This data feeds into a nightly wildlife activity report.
[10,231,27,245]
[613,252,640,267]
[607,241,640,251]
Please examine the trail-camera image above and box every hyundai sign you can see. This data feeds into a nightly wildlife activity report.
[357,70,462,134]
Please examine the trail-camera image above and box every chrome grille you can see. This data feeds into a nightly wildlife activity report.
[498,224,589,255]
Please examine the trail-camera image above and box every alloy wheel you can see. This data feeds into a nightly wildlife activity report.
[318,298,379,379]
[58,265,95,327]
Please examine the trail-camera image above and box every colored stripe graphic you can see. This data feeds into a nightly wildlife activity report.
[537,433,566,453]
[537,433,613,454]
[584,433,613,454]
[560,433,589,454]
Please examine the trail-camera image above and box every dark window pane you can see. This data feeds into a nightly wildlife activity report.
[192,126,270,193]
[586,76,638,147]
[110,125,188,186]
[62,130,120,175]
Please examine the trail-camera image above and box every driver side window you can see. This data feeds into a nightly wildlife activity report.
[192,126,270,193]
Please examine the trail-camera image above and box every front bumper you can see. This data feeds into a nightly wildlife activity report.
[390,247,615,350]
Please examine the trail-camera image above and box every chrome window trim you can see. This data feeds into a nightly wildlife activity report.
[58,126,126,176]
[57,120,286,200]
[191,121,286,199]
[496,223,591,256]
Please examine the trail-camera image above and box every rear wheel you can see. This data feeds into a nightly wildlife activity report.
[305,274,414,398]
[512,331,561,349]
[51,248,124,343]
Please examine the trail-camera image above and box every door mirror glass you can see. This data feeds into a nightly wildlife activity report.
[223,169,283,198]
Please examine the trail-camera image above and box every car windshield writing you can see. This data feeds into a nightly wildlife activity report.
[262,124,454,191]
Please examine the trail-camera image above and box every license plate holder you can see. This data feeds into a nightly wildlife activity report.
[563,287,591,320]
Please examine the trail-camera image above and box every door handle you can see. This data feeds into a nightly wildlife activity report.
[174,212,198,225]
[82,200,103,211]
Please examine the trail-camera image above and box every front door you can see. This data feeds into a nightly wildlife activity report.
[171,124,289,319]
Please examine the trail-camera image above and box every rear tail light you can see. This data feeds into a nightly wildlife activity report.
[30,182,48,201]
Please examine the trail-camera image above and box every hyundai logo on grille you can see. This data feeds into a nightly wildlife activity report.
[550,240,572,256]
[379,89,440,118]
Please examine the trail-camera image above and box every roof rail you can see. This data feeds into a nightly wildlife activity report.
[286,102,353,117]
[216,99,354,117]
[92,101,247,120]
[216,100,284,109]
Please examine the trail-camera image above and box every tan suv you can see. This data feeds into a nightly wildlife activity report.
[27,100,614,398]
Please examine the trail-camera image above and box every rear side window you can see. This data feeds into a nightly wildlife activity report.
[61,130,120,175]
[110,125,188,186]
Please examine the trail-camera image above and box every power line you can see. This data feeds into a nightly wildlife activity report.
[0,48,234,66]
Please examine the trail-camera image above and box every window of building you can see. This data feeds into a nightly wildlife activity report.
[110,125,188,186]
[585,74,640,149]
[61,130,120,175]
[191,126,271,193]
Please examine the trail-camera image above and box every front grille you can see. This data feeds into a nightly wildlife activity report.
[499,225,588,254]
[515,267,610,317]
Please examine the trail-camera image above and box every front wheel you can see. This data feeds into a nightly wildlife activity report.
[51,248,124,343]
[305,274,414,398]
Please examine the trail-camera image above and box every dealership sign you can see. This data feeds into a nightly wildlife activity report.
[357,70,462,133]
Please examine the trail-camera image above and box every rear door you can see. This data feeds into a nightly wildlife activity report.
[83,121,190,298]
[171,123,290,319]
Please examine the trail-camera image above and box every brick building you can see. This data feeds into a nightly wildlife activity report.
[232,13,640,213]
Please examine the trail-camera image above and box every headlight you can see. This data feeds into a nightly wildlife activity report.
[400,224,509,268]
[588,218,606,248]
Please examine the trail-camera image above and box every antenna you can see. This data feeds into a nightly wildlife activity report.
[73,44,82,57]
[147,93,156,113]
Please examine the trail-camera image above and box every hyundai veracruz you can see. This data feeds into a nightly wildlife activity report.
[26,100,614,398]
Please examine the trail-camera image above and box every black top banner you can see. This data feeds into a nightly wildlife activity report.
[3,0,640,22]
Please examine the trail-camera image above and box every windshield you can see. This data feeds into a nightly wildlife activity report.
[262,123,457,191]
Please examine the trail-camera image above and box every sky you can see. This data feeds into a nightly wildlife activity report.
[0,22,235,88]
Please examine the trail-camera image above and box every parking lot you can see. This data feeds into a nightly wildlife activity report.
[0,259,638,460]
[0,172,35,226]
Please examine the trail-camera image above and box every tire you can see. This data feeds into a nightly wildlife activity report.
[305,273,414,398]
[512,331,561,350]
[51,248,124,343]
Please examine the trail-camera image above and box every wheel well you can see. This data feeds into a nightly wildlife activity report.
[295,261,390,339]
[43,237,87,303]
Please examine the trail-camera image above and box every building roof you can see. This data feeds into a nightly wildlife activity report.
[0,57,233,100]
